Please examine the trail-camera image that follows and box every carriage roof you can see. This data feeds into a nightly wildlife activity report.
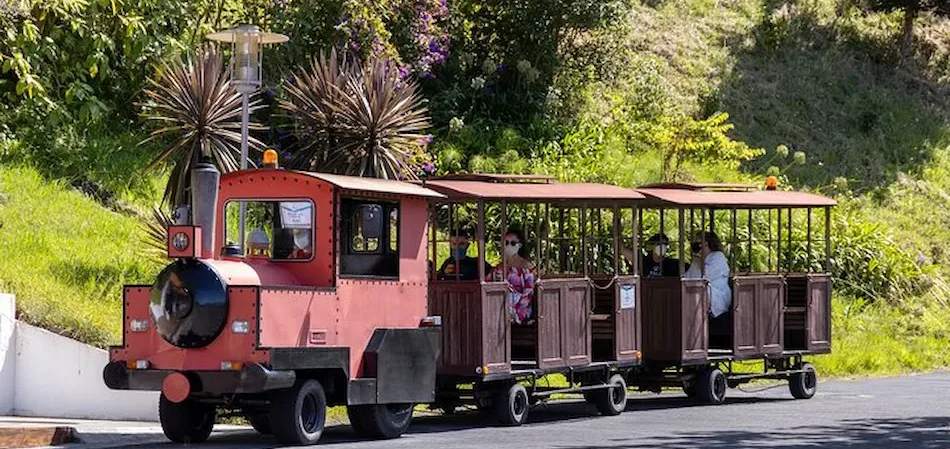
[421,173,645,201]
[635,183,836,208]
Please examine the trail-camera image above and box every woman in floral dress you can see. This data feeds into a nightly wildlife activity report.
[487,228,536,325]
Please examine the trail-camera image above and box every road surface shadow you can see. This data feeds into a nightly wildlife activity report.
[201,394,791,447]
[551,416,950,449]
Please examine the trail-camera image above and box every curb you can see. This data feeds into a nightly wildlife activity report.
[0,427,75,448]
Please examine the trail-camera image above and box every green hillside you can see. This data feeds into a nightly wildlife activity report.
[0,0,948,376]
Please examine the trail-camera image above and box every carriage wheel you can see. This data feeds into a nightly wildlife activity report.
[494,383,530,426]
[269,379,327,445]
[158,394,215,444]
[789,362,818,400]
[697,368,727,405]
[593,374,628,416]
[348,403,414,439]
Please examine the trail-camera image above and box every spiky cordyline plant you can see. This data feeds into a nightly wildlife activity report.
[281,50,431,179]
[140,44,265,208]
[143,204,173,261]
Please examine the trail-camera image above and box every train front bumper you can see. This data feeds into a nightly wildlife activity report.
[102,361,295,395]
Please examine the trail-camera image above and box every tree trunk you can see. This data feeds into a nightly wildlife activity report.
[900,4,918,62]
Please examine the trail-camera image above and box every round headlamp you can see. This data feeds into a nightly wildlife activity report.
[172,232,189,251]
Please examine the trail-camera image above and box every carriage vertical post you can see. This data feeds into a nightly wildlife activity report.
[477,201,486,280]
[806,208,813,272]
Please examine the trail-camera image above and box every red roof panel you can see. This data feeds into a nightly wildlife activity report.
[423,180,645,201]
[636,188,836,207]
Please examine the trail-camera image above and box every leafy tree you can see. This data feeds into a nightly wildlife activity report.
[868,0,950,60]
[140,45,264,208]
[651,112,764,182]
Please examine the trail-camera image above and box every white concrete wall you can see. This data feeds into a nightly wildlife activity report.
[13,322,159,421]
[0,294,159,421]
[0,294,15,414]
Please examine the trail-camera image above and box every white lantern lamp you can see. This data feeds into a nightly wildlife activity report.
[206,25,288,252]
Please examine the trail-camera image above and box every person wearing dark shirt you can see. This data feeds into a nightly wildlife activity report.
[622,233,683,278]
[438,229,492,280]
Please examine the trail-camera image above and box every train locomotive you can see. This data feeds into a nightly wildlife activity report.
[103,154,445,445]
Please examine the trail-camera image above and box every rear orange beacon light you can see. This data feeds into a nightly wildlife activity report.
[263,148,279,168]
[765,175,779,190]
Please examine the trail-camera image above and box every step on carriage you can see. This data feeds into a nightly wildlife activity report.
[420,174,645,425]
[628,182,836,404]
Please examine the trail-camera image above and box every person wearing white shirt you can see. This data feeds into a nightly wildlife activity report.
[683,231,732,317]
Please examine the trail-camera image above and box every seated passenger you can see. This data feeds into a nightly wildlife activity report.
[622,233,681,278]
[437,228,492,280]
[684,230,731,317]
[487,228,535,325]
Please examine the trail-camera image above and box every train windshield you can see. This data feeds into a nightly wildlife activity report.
[224,199,314,261]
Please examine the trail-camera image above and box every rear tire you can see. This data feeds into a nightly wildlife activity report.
[789,362,818,399]
[347,403,414,439]
[158,394,215,444]
[269,379,327,445]
[697,368,727,405]
[593,374,627,416]
[494,383,530,426]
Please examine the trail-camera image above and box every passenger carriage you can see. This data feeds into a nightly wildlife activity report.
[628,182,836,404]
[420,173,644,425]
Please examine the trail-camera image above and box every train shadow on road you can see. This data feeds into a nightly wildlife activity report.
[196,393,798,447]
[549,416,950,449]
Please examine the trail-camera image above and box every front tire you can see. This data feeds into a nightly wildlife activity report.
[593,374,628,416]
[269,379,327,445]
[348,403,414,439]
[158,394,215,444]
[697,368,727,405]
[789,362,818,399]
[494,383,530,426]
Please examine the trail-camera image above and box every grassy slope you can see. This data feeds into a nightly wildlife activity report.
[0,166,161,347]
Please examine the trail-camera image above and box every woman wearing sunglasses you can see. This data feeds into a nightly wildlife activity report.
[684,230,732,317]
[487,228,536,325]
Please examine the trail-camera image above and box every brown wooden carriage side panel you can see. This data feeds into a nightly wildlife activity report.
[731,278,757,358]
[615,275,640,361]
[681,279,708,362]
[482,282,512,373]
[807,274,832,353]
[429,282,483,375]
[758,276,785,356]
[641,278,682,361]
[562,280,592,367]
[536,283,564,368]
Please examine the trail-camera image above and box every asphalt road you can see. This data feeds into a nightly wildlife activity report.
[73,372,949,449]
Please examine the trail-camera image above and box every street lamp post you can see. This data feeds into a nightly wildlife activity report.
[206,25,288,252]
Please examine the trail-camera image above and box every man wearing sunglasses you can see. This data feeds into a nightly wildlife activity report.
[438,228,493,281]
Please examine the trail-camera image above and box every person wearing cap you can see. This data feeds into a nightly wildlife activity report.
[622,233,681,278]
[438,228,492,281]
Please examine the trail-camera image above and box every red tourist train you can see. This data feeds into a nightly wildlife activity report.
[103,154,835,445]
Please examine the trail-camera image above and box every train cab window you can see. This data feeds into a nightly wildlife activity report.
[223,200,314,261]
[341,198,399,278]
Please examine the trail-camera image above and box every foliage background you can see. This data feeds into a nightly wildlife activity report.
[0,0,949,375]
